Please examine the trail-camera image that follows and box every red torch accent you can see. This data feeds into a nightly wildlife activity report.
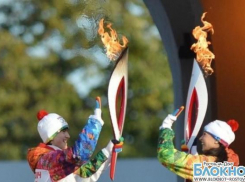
[110,77,126,181]
[116,78,126,133]
[186,88,199,144]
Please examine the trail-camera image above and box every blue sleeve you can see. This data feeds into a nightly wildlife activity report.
[72,116,103,161]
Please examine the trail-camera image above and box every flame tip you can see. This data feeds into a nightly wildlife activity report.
[191,12,215,76]
[98,19,128,61]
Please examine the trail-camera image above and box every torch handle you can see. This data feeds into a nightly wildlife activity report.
[110,151,118,181]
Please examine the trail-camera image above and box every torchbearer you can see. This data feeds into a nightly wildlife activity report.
[27,97,115,182]
[157,12,239,181]
[157,112,239,181]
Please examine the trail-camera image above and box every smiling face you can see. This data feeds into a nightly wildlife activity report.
[199,132,220,152]
[51,128,70,149]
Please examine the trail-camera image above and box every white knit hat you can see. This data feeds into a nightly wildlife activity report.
[37,110,69,143]
[204,119,239,147]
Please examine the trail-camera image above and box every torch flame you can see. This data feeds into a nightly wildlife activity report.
[191,12,215,76]
[98,19,128,61]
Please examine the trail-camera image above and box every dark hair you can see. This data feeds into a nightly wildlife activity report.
[45,127,69,145]
[46,141,52,145]
[203,144,228,162]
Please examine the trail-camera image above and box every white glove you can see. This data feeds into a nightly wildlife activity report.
[102,140,114,158]
[159,114,177,130]
[89,108,104,126]
[76,141,113,182]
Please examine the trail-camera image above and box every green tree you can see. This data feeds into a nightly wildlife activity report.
[0,0,173,160]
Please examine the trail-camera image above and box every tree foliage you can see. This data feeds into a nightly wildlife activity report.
[0,0,173,160]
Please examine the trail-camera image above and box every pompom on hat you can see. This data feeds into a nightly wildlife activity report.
[204,119,239,147]
[37,110,69,143]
